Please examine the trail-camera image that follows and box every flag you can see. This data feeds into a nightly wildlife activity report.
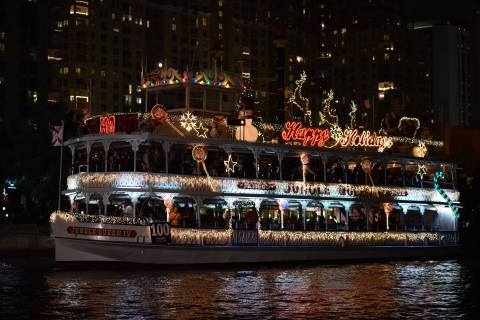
[49,121,64,146]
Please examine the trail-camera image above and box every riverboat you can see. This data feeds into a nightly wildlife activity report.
[50,68,461,265]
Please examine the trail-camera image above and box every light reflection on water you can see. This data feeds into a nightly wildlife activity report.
[0,259,478,319]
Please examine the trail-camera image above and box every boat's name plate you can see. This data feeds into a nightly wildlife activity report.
[67,226,137,238]
[150,222,171,243]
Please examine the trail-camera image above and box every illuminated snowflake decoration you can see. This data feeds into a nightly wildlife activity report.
[417,164,427,180]
[180,111,198,132]
[193,122,209,138]
[224,154,238,174]
[416,142,428,158]
[330,124,343,141]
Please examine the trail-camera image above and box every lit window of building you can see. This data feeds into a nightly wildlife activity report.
[384,53,390,61]
[219,11,223,17]
[172,23,176,31]
[75,5,89,16]
[218,23,223,30]
[218,0,223,7]
[341,28,347,34]
[146,20,150,28]
[75,67,81,74]
[202,17,207,26]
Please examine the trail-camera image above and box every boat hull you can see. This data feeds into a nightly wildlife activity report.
[54,236,460,265]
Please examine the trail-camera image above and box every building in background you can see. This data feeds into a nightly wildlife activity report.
[432,24,472,126]
[47,0,325,121]
[1,0,49,131]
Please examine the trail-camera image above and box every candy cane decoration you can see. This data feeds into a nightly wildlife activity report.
[434,171,459,218]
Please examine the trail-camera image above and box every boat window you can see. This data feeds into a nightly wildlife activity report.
[327,203,347,231]
[405,207,422,231]
[232,200,257,230]
[282,154,302,181]
[221,92,235,112]
[423,207,438,231]
[305,201,325,231]
[107,141,134,172]
[72,147,87,174]
[230,149,256,179]
[405,162,421,188]
[348,204,366,231]
[200,198,229,229]
[258,152,280,180]
[189,87,203,109]
[385,161,403,187]
[168,144,196,175]
[388,204,404,231]
[346,160,366,185]
[158,87,185,110]
[172,197,197,228]
[326,159,345,183]
[204,147,228,177]
[137,196,166,221]
[260,200,280,230]
[137,142,165,173]
[88,143,105,172]
[206,90,220,111]
[284,201,302,231]
[367,206,387,232]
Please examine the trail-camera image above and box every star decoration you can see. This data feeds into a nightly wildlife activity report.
[417,164,427,180]
[180,111,197,132]
[224,154,238,174]
[194,122,209,138]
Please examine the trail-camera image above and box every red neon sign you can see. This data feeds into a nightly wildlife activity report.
[281,121,330,147]
[99,115,116,134]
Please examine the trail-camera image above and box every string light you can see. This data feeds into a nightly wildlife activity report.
[348,100,357,129]
[390,136,443,147]
[50,211,153,226]
[318,90,338,126]
[287,71,312,125]
[67,173,459,204]
[51,211,453,247]
[398,116,421,138]
[180,111,198,132]
[258,230,441,246]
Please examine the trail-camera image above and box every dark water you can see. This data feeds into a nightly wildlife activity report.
[1,258,479,319]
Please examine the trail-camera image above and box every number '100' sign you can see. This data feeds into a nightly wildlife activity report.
[150,222,171,243]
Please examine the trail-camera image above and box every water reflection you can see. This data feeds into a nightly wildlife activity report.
[0,260,478,319]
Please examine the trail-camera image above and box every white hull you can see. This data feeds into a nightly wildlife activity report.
[54,236,460,265]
